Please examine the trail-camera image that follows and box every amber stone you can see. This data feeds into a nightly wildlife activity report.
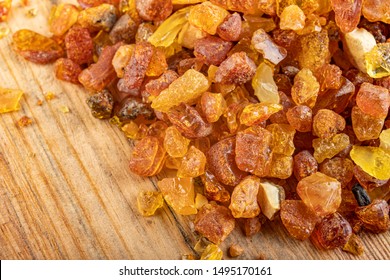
[315,64,343,92]
[0,0,11,22]
[291,68,319,108]
[109,13,137,44]
[279,5,305,31]
[54,58,82,85]
[79,42,123,92]
[239,103,282,126]
[286,105,313,132]
[268,154,293,179]
[137,191,164,216]
[330,0,362,33]
[145,70,179,97]
[356,83,390,119]
[251,29,287,65]
[297,172,342,218]
[194,203,235,244]
[239,216,262,237]
[135,0,172,22]
[351,145,390,180]
[355,199,390,233]
[235,126,272,177]
[146,47,167,77]
[210,0,259,14]
[115,97,155,123]
[129,136,165,177]
[229,176,261,218]
[342,233,364,256]
[252,62,279,104]
[49,4,79,37]
[229,244,244,257]
[293,150,318,181]
[78,4,117,32]
[12,30,64,64]
[351,106,384,142]
[269,91,294,125]
[201,171,230,203]
[200,92,226,123]
[362,0,390,23]
[215,52,257,84]
[158,177,197,215]
[217,12,241,42]
[353,165,389,192]
[266,124,296,156]
[280,200,318,240]
[0,88,24,113]
[200,244,223,260]
[163,126,190,158]
[312,133,350,163]
[65,26,93,65]
[177,146,206,178]
[319,158,354,188]
[208,137,248,186]
[112,44,135,78]
[311,212,352,250]
[298,30,330,72]
[312,109,346,139]
[194,36,233,66]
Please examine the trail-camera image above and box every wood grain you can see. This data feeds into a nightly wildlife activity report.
[0,0,389,260]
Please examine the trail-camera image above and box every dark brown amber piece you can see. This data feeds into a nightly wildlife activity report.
[79,42,124,92]
[54,58,82,84]
[109,13,137,44]
[215,52,257,84]
[12,30,64,64]
[86,89,114,119]
[310,212,352,250]
[65,26,94,65]
[355,199,390,233]
[135,0,172,22]
[208,137,248,186]
[194,203,235,244]
[194,36,233,66]
[115,97,155,122]
[293,150,318,181]
[217,12,242,42]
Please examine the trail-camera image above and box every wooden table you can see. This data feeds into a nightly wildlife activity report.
[1,0,389,260]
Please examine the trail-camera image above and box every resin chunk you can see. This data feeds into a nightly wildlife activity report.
[312,133,350,163]
[177,146,206,178]
[78,4,117,32]
[298,30,330,72]
[215,52,257,84]
[257,181,285,220]
[109,13,137,44]
[362,0,390,24]
[351,106,384,141]
[379,128,390,153]
[266,124,295,156]
[163,126,190,158]
[330,0,362,33]
[293,150,318,181]
[146,47,168,77]
[112,44,135,78]
[251,62,279,104]
[200,92,226,123]
[286,105,312,132]
[342,234,364,256]
[201,171,230,203]
[229,176,261,218]
[217,12,241,42]
[49,3,80,37]
[251,29,287,65]
[0,88,24,113]
[200,244,223,260]
[297,172,342,218]
[355,199,390,233]
[135,0,172,22]
[158,177,197,215]
[229,244,244,257]
[137,191,164,216]
[319,158,354,188]
[353,165,388,192]
[268,154,293,179]
[54,58,82,84]
[86,90,114,119]
[356,83,390,119]
[145,70,179,97]
[365,43,390,78]
[350,145,390,180]
[313,109,346,139]
[279,5,305,31]
[291,68,319,108]
[115,97,155,122]
[315,64,343,92]
[178,23,208,49]
[65,26,94,65]
[194,36,233,66]
[240,103,283,126]
[0,0,11,22]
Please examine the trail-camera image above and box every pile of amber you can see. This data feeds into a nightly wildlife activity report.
[9,0,390,259]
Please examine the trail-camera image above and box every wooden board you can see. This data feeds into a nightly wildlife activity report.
[0,0,389,260]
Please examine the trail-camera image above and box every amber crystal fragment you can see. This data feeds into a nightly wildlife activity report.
[240,103,282,126]
[0,0,11,22]
[286,105,312,132]
[252,62,279,104]
[194,203,235,244]
[229,244,244,257]
[279,5,305,31]
[319,158,354,188]
[355,199,390,233]
[312,133,350,163]
[201,171,230,203]
[112,44,135,78]
[65,26,94,65]
[12,30,64,64]
[365,43,390,79]
[268,154,293,179]
[78,4,117,32]
[200,244,223,260]
[353,165,388,192]
[291,68,320,108]
[135,0,173,22]
[109,13,137,44]
[54,58,82,85]
[194,36,233,66]
[298,30,330,72]
[257,180,285,220]
[251,29,287,65]
[217,12,241,42]
[163,126,190,158]
[293,150,318,181]
[356,83,390,119]
[240,216,262,237]
[342,233,364,256]
[215,52,257,84]
[350,145,390,180]
[229,176,261,218]
[49,4,79,37]
[86,90,114,119]
[330,0,362,33]
[177,146,206,178]
[362,0,390,24]
[200,92,226,123]
[313,109,346,139]
[137,191,164,216]
[115,97,155,122]
[280,200,318,240]
[351,106,384,141]
[266,124,296,156]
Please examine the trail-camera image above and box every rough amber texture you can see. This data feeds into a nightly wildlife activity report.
[163,126,190,158]
[268,154,293,179]
[158,177,197,215]
[342,233,364,256]
[194,203,235,244]
[293,150,318,181]
[12,30,64,64]
[313,109,346,139]
[215,52,257,84]
[54,58,82,84]
[194,36,233,66]
[240,217,262,237]
[78,4,117,32]
[365,43,390,78]
[0,0,11,22]
[201,171,230,203]
[286,105,312,132]
[257,181,285,220]
[240,103,282,126]
[280,200,318,240]
[266,124,296,156]
[137,191,164,216]
[251,29,287,65]
[0,88,23,113]
[291,68,320,108]
[353,165,388,192]
[200,92,226,123]
[86,90,114,119]
[362,0,390,24]
[379,128,390,153]
[355,199,390,233]
[109,13,137,44]
[200,244,223,260]
[356,83,390,119]
[49,4,79,37]
[351,106,384,141]
[279,5,305,31]
[217,12,241,42]
[297,172,342,218]
[316,64,343,92]
[229,244,244,257]
[135,0,172,22]
[229,176,261,218]
[177,146,206,178]
[331,0,362,33]
[298,30,330,72]
[112,44,134,78]
[312,133,350,163]
[319,158,354,188]
[350,145,390,180]
[78,0,120,8]
[146,47,167,77]
[252,62,279,104]
[65,26,94,65]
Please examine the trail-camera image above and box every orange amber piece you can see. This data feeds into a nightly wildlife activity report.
[200,92,226,123]
[158,177,197,215]
[145,70,178,97]
[286,105,312,132]
[78,0,120,8]
[65,26,94,65]
[12,30,64,64]
[77,4,117,32]
[319,158,354,188]
[268,154,293,179]
[355,199,390,233]
[0,88,24,113]
[342,233,364,256]
[266,124,296,156]
[297,172,342,218]
[279,5,305,31]
[293,150,318,181]
[298,30,330,72]
[135,0,172,22]
[109,13,137,44]
[129,136,165,177]
[353,165,388,192]
[351,106,384,142]
[177,146,206,178]
[315,64,343,92]
[291,68,319,108]
[146,47,167,77]
[356,82,390,119]
[194,203,235,244]
[239,216,262,237]
[112,44,135,78]
[54,58,82,84]
[163,126,190,158]
[312,109,346,139]
[49,4,79,37]
[240,103,283,126]
[280,200,318,240]
[229,176,261,218]
[194,36,233,66]
[312,133,350,163]
[217,12,241,42]
[215,52,257,84]
[362,0,390,24]
[330,0,362,33]
[201,171,230,203]
[137,191,164,216]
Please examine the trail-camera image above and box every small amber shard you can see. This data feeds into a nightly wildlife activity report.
[217,12,241,42]
[291,68,319,109]
[86,90,114,119]
[312,133,350,163]
[215,52,257,85]
[229,176,261,218]
[319,158,354,188]
[177,146,206,178]
[195,193,208,210]
[350,146,390,180]
[158,177,197,215]
[194,36,232,66]
[240,103,283,126]
[112,44,135,78]
[54,58,82,84]
[297,172,342,218]
[379,128,390,153]
[194,203,235,244]
[315,64,343,92]
[17,116,32,127]
[251,29,287,65]
[252,62,279,104]
[280,200,318,240]
[365,43,390,78]
[109,13,137,44]
[240,216,262,237]
[229,244,244,257]
[146,47,168,77]
[280,5,305,31]
[286,105,312,132]
[355,199,390,233]
[0,26,10,39]
[78,4,117,32]
[266,124,295,156]
[201,170,230,203]
[163,126,190,158]
[356,83,390,119]
[342,234,364,256]
[49,4,79,37]
[78,0,120,8]
[200,244,223,260]
[136,0,172,22]
[257,181,285,220]
[188,1,229,35]
[137,191,164,216]
[362,0,390,24]
[330,0,362,33]
[115,97,155,122]
[12,29,64,64]
[353,165,388,192]
[351,106,384,142]
[200,92,226,123]
[268,154,293,179]
[65,26,94,65]
[293,150,318,181]
[312,109,346,139]
[0,88,24,113]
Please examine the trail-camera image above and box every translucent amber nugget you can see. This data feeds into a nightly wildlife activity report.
[266,124,295,156]
[291,68,319,109]
[217,12,241,42]
[0,88,23,113]
[201,171,230,203]
[353,165,388,192]
[362,0,390,23]
[145,70,178,97]
[297,172,342,218]
[229,176,261,218]
[268,154,293,179]
[355,199,390,233]
[298,30,330,71]
[351,106,384,141]
[177,146,206,178]
[112,44,135,78]
[152,69,209,112]
[158,177,197,215]
[137,191,164,216]
[54,58,82,84]
[65,26,94,65]
[178,23,208,49]
[319,158,354,188]
[315,64,343,92]
[49,4,79,37]
[194,203,235,244]
[200,92,226,123]
[312,133,350,163]
[146,47,168,77]
[229,244,244,257]
[251,29,287,65]
[313,109,346,139]
[135,0,173,22]
[280,200,318,240]
[109,14,137,44]
[78,0,120,8]
[188,1,229,35]
[279,5,305,31]
[293,150,318,181]
[286,105,312,132]
[356,83,390,119]
[78,4,117,32]
[163,126,190,158]
[240,103,283,126]
[17,116,32,127]
[365,43,390,78]
[379,129,390,153]
[350,146,390,180]
[200,244,223,260]
[215,52,257,84]
[252,62,279,104]
[12,30,64,64]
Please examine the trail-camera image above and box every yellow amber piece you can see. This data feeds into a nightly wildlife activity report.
[173,0,205,3]
[200,244,223,260]
[17,116,32,127]
[59,105,70,113]
[188,1,229,35]
[137,191,164,216]
[268,154,293,179]
[229,175,261,218]
[195,193,208,209]
[148,6,191,48]
[112,44,135,78]
[266,123,296,156]
[252,62,279,104]
[0,88,23,113]
[45,92,56,100]
[121,121,139,139]
[163,126,191,158]
[280,5,305,31]
[49,4,79,37]
[151,69,210,112]
[158,177,197,215]
[77,4,117,32]
[298,30,330,72]
[276,0,319,16]
[379,129,390,153]
[365,43,390,79]
[177,146,206,178]
[350,146,390,180]
[200,92,226,123]
[146,47,167,77]
[291,68,319,108]
[178,22,207,49]
[240,102,283,126]
[313,133,350,163]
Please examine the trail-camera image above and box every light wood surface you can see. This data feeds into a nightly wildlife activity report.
[0,0,389,260]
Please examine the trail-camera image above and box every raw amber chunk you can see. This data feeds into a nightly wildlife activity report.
[152,69,209,112]
[313,109,345,139]
[112,44,135,78]
[217,12,241,42]
[280,200,318,240]
[210,0,259,14]
[229,244,244,257]
[298,30,330,72]
[12,30,64,64]
[194,36,232,66]
[356,83,390,119]
[54,58,82,84]
[235,126,273,177]
[268,154,293,179]
[195,193,208,210]
[208,137,248,186]
[49,4,79,37]
[86,90,114,119]
[115,97,155,122]
[313,133,350,163]
[158,177,197,215]
[200,244,223,260]
[135,0,173,22]
[79,42,123,92]
[297,172,342,218]
[178,22,208,49]
[136,22,157,44]
[163,126,190,158]
[0,88,23,113]
[109,13,137,44]
[137,191,164,216]
[286,105,312,132]
[129,136,165,177]
[342,233,364,256]
[293,150,318,181]
[311,212,352,250]
[239,217,262,237]
[365,43,390,78]
[65,26,94,65]
[215,52,257,84]
[291,68,319,109]
[17,116,32,127]
[78,4,117,32]
[315,64,343,92]
[229,176,261,218]
[145,70,179,97]
[266,124,295,156]
[194,203,235,244]
[350,145,390,180]
[379,128,390,153]
[146,47,168,77]
[177,146,206,178]
[188,1,229,35]
[78,0,120,8]
[201,171,230,203]
[251,29,287,65]
[319,158,354,188]
[251,62,279,104]
[355,199,390,233]
[279,5,305,31]
[200,92,226,123]
[362,0,390,24]
[351,106,384,141]
[0,0,11,22]
[353,165,388,192]
[330,0,362,33]
[240,103,283,126]
[269,91,293,124]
